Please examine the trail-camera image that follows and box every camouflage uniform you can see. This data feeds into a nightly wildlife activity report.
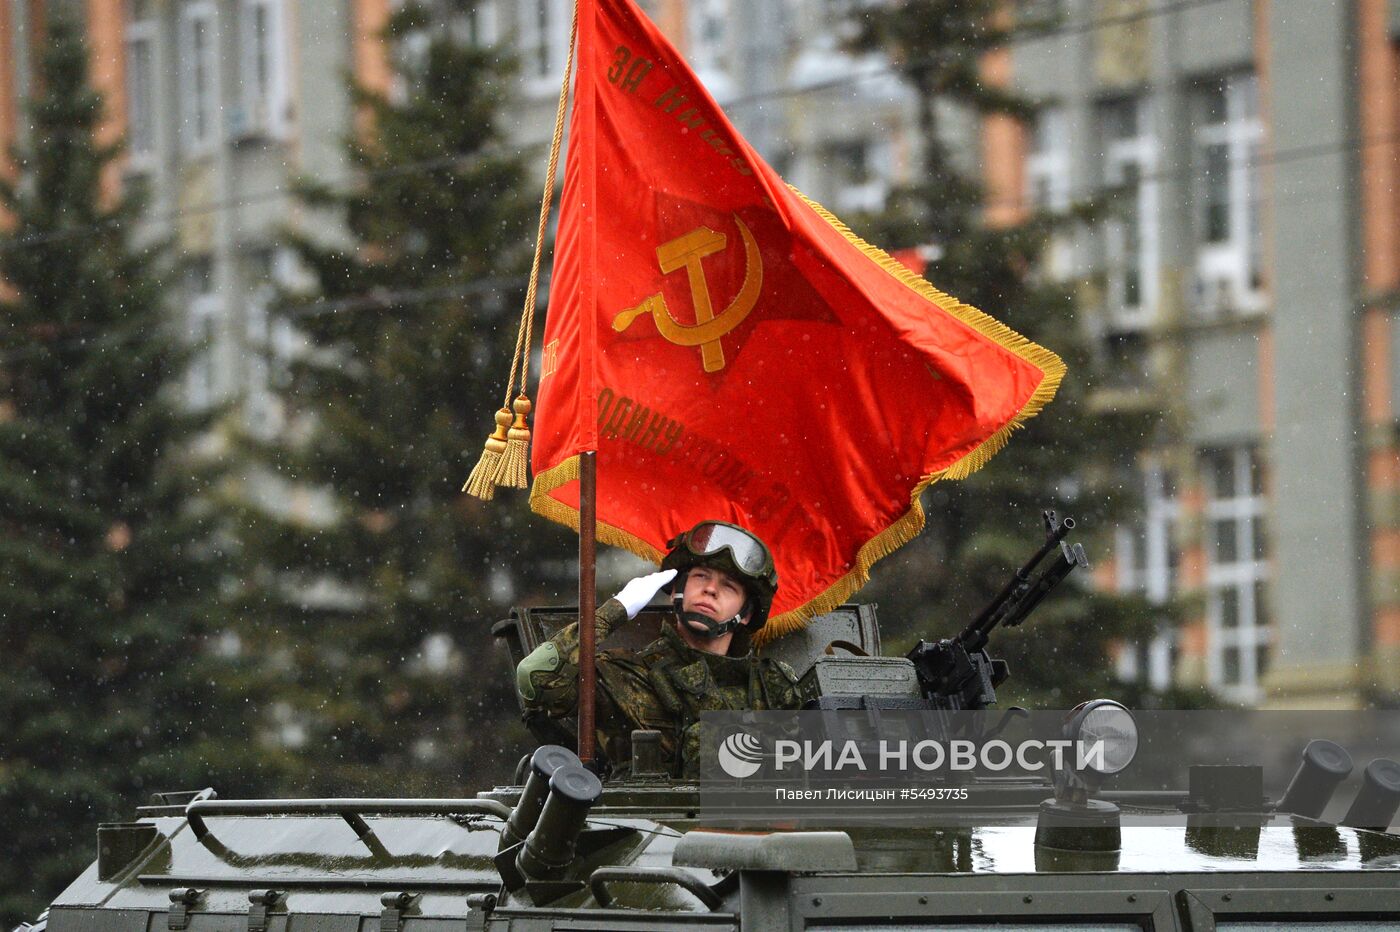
[517,598,804,778]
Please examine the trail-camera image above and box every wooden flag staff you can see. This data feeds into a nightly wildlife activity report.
[577,451,598,765]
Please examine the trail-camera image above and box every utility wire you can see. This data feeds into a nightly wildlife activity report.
[2,114,1392,368]
[278,277,529,319]
[3,123,1397,364]
[0,0,1238,255]
[0,2,1384,361]
[0,150,525,254]
[720,0,1233,111]
[2,122,1391,273]
[981,128,1400,217]
[0,276,531,365]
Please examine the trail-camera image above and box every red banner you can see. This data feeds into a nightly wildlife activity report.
[531,0,1063,640]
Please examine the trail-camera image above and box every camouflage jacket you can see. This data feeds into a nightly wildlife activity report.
[517,598,804,778]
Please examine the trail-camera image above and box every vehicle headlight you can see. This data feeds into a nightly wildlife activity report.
[1066,700,1138,777]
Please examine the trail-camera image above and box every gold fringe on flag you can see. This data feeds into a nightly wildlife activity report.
[527,183,1066,645]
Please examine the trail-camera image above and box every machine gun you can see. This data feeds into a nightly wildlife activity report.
[906,510,1089,712]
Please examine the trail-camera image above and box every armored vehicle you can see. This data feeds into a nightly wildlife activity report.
[18,520,1400,931]
[20,599,1400,932]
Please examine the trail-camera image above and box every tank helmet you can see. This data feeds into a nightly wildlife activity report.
[661,520,779,640]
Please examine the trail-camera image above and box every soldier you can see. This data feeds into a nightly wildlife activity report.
[516,520,804,777]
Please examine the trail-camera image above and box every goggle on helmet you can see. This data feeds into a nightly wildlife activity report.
[660,521,779,632]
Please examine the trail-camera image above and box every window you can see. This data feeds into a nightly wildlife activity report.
[243,247,274,395]
[519,0,566,89]
[124,17,157,162]
[1028,106,1069,211]
[1201,446,1270,701]
[185,256,221,409]
[1115,460,1180,690]
[391,28,431,105]
[178,2,217,153]
[244,288,273,429]
[825,138,888,214]
[1027,105,1072,278]
[460,0,499,47]
[1192,73,1265,316]
[243,247,300,395]
[689,0,730,72]
[1098,95,1158,329]
[826,139,870,187]
[242,248,292,436]
[237,0,288,140]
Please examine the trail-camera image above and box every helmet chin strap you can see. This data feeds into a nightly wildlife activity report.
[672,591,746,639]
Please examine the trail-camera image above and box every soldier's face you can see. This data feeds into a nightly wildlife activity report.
[681,566,750,626]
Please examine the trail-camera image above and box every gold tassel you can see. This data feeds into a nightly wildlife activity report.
[462,407,513,500]
[495,394,533,489]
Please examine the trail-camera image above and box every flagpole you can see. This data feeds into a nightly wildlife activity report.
[576,0,599,769]
[577,450,598,766]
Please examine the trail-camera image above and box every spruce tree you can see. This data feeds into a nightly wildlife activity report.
[0,20,248,925]
[842,0,1204,707]
[232,4,574,796]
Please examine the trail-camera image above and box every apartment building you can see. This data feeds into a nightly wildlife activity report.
[512,0,1400,708]
[984,0,1400,708]
[2,0,915,438]
[6,1,1393,707]
[2,0,393,451]
[500,0,930,211]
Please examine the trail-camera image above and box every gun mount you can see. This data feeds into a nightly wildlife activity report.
[795,509,1087,718]
[906,509,1089,711]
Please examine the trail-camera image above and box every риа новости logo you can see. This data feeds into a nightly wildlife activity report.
[718,732,764,779]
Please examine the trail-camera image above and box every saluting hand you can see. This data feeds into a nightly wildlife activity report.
[614,568,679,619]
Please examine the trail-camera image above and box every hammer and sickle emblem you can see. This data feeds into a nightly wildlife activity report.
[612,214,763,372]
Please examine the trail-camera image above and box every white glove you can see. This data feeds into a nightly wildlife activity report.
[614,568,678,619]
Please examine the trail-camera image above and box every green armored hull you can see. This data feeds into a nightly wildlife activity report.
[33,785,1400,931]
[24,601,1400,932]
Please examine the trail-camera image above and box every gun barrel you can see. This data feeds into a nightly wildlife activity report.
[999,549,1081,628]
[961,513,1075,643]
